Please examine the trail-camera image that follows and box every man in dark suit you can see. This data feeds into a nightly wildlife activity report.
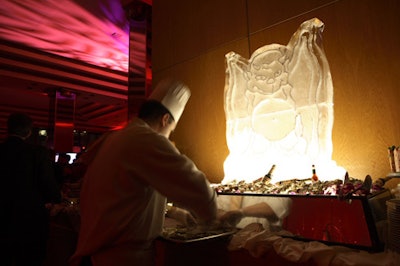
[0,113,61,266]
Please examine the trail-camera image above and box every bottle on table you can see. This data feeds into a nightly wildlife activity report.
[262,164,276,182]
[311,164,318,181]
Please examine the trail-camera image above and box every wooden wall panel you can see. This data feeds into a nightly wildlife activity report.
[152,0,248,72]
[155,39,249,182]
[328,0,400,186]
[247,0,337,34]
[153,0,400,186]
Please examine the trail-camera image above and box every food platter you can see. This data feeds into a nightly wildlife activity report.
[213,176,381,197]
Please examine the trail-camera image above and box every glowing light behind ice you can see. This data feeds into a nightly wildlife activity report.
[223,18,346,183]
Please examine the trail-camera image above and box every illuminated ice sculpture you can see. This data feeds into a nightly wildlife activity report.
[223,18,345,183]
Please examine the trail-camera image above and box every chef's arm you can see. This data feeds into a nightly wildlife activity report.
[165,202,197,227]
[132,136,218,223]
[241,202,278,221]
[218,202,278,227]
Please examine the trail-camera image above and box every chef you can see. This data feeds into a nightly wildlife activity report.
[70,79,217,266]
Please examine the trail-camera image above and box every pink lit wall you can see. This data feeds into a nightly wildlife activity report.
[0,0,129,72]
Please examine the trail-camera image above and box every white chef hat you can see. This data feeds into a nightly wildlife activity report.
[149,78,191,122]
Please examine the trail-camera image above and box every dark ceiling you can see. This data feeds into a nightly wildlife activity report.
[0,0,152,139]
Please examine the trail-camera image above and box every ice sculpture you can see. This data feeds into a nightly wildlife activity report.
[223,18,345,183]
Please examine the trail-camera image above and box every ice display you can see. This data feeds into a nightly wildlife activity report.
[223,18,345,183]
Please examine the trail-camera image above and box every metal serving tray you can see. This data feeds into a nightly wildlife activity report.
[161,229,237,243]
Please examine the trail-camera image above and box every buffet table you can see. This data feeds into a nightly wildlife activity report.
[42,185,400,266]
[157,218,399,266]
[43,208,399,266]
[155,236,317,266]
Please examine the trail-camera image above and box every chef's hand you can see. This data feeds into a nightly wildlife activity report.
[167,206,197,227]
[218,209,244,228]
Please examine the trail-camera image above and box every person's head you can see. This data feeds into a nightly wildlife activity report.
[139,78,191,138]
[58,153,71,165]
[7,112,33,139]
[138,100,176,137]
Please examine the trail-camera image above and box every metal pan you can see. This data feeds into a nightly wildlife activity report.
[161,228,237,243]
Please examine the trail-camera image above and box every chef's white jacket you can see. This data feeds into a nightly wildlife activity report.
[70,118,217,266]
